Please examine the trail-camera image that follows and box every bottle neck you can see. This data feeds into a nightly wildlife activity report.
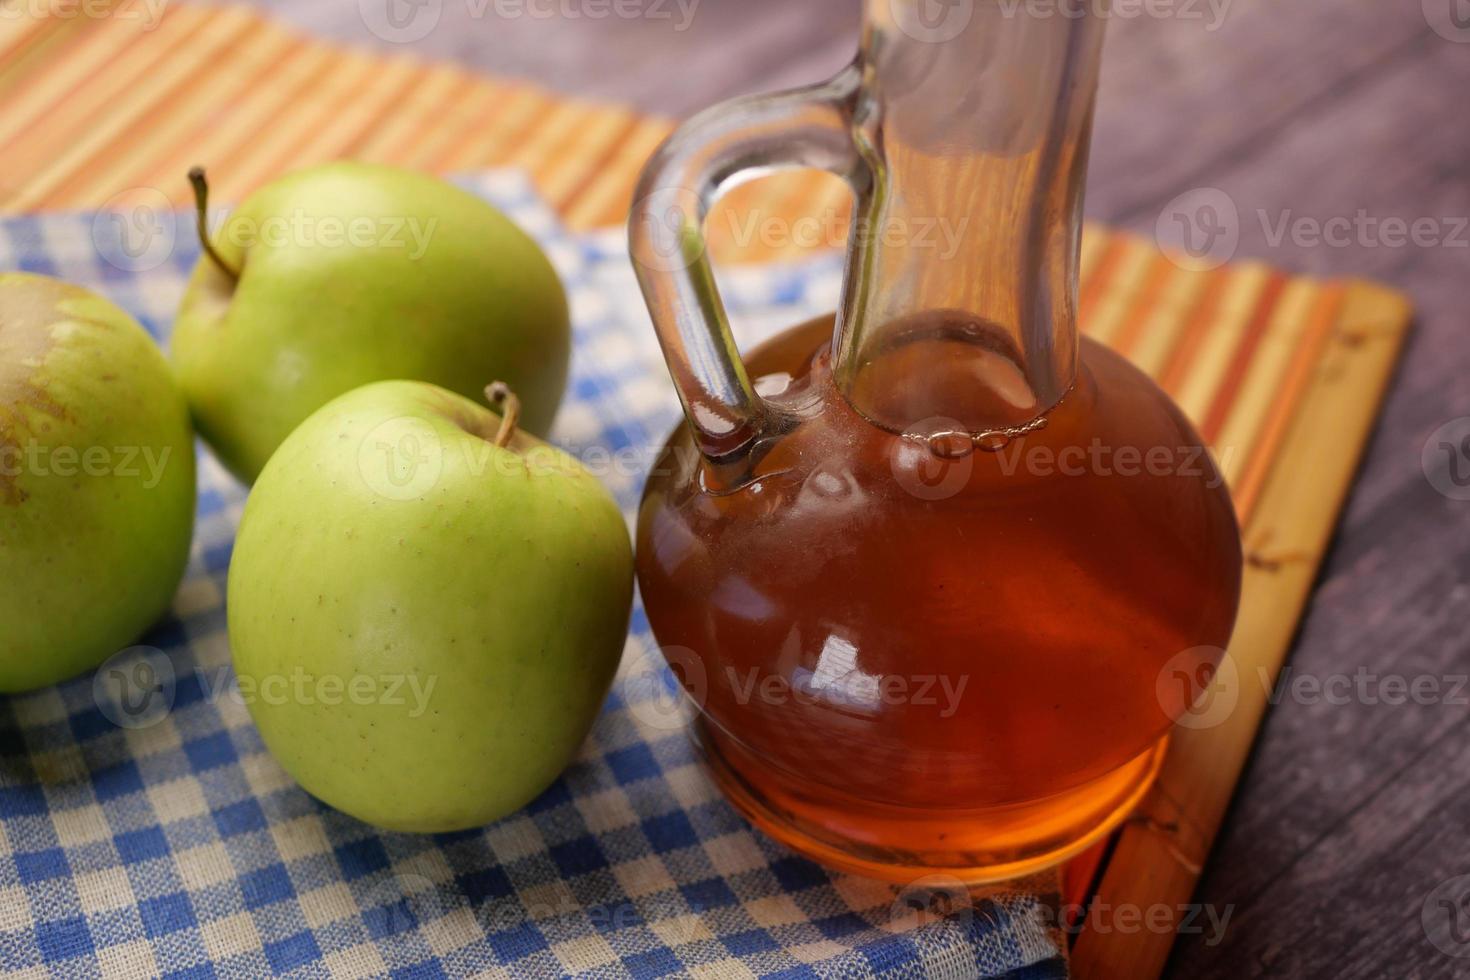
[833,2,1106,438]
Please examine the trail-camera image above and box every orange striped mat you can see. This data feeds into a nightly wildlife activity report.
[0,4,1414,978]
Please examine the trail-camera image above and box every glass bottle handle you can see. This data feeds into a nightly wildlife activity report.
[629,67,867,465]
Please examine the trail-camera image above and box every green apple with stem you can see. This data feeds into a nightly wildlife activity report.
[0,273,196,692]
[172,162,570,484]
[227,379,633,832]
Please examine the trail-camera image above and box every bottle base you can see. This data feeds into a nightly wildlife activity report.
[694,718,1167,886]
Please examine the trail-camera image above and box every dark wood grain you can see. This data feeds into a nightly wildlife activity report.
[236,1,1470,976]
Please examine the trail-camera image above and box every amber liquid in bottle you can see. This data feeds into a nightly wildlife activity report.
[637,315,1241,882]
[629,1,1243,882]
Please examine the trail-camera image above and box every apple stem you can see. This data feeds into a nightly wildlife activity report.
[187,166,240,282]
[486,382,521,448]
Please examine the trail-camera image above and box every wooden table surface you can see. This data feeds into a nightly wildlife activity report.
[245,2,1468,976]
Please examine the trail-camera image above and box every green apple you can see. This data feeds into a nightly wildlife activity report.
[172,162,570,484]
[227,379,633,831]
[0,273,196,692]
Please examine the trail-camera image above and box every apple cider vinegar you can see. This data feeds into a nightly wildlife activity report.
[628,0,1243,882]
[636,316,1240,882]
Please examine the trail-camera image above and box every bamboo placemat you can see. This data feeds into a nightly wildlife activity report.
[0,4,1414,977]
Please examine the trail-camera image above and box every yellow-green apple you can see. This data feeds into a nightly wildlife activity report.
[0,273,196,692]
[172,162,570,484]
[226,379,633,831]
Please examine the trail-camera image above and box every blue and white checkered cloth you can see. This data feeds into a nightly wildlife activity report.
[0,171,1066,980]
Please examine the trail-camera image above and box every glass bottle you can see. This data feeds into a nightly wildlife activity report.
[629,0,1242,884]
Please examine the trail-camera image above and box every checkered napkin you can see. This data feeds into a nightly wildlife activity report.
[0,171,1066,980]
